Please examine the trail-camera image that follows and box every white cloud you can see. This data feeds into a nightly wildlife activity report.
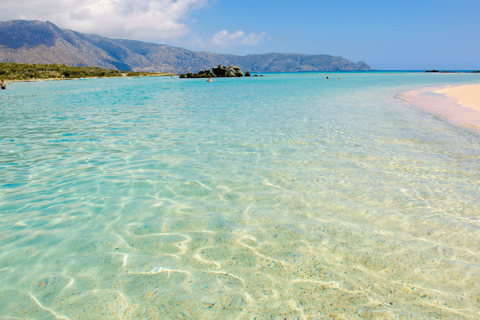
[210,29,268,47]
[0,0,209,40]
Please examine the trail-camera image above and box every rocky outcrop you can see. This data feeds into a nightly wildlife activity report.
[180,65,245,78]
[179,69,215,78]
[212,65,244,77]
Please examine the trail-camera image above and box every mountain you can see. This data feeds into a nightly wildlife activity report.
[0,20,371,73]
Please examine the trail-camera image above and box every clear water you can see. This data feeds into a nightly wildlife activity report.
[1,73,479,319]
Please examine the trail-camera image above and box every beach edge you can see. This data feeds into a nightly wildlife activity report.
[397,84,480,133]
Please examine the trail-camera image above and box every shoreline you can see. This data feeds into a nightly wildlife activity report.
[3,74,176,84]
[399,84,480,132]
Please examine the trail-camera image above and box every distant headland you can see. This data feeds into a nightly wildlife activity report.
[0,20,372,73]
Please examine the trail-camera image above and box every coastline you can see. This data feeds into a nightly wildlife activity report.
[399,84,480,132]
[3,74,176,83]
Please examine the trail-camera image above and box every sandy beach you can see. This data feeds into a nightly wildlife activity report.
[400,84,480,131]
[434,84,480,112]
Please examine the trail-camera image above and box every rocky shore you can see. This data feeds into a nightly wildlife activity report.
[179,65,251,78]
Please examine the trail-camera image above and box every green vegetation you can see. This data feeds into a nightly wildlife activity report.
[179,69,215,79]
[0,62,173,81]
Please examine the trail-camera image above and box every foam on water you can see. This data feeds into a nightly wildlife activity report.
[1,73,480,319]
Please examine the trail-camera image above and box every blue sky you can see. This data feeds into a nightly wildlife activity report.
[2,0,479,69]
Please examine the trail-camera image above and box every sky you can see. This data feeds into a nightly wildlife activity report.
[1,0,480,70]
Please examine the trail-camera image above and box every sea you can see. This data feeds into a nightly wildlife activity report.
[1,72,479,319]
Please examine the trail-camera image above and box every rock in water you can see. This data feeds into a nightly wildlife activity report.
[212,65,244,77]
[181,65,246,78]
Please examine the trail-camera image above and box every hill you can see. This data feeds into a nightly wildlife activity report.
[0,20,371,73]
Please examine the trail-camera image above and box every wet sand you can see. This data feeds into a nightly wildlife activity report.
[400,84,480,131]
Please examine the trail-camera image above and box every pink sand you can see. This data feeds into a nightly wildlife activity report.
[400,84,480,131]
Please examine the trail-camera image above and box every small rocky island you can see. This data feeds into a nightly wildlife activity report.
[179,64,251,78]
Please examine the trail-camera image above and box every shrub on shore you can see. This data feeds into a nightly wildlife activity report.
[0,62,173,81]
[179,69,216,78]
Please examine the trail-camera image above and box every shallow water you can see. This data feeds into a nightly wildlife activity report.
[1,73,480,319]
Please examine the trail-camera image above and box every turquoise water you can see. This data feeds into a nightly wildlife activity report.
[1,73,479,319]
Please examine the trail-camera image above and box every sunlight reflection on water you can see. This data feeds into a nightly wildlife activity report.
[1,73,479,319]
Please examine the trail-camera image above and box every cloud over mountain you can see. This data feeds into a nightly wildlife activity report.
[210,30,268,47]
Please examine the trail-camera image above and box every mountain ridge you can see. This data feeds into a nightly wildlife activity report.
[0,20,372,73]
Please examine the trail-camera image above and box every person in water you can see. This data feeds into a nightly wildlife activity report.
[1,79,6,90]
